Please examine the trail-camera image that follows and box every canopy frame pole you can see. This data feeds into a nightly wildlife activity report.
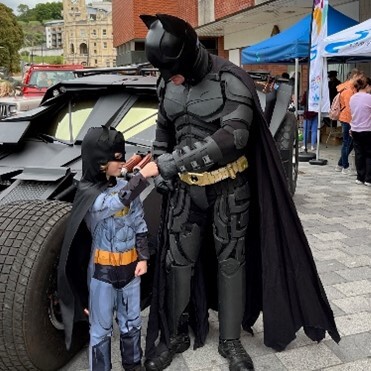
[294,58,299,118]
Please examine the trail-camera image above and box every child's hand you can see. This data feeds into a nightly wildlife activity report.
[139,161,159,178]
[135,260,148,276]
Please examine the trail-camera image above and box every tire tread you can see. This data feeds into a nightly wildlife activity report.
[0,200,72,371]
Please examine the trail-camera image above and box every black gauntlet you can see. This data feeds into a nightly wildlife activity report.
[157,137,223,180]
[118,173,149,206]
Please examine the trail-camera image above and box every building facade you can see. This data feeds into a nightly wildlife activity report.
[109,0,371,136]
[112,0,218,66]
[112,0,369,86]
[62,0,117,67]
[45,20,64,49]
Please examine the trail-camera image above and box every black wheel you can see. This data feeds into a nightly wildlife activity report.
[0,200,88,371]
[275,112,299,195]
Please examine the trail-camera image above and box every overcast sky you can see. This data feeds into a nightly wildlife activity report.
[2,0,60,13]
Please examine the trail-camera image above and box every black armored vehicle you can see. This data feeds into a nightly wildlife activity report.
[0,71,297,371]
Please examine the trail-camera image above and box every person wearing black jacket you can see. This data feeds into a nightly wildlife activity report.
[140,14,340,371]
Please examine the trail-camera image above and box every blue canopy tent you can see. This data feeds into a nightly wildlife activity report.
[241,6,358,65]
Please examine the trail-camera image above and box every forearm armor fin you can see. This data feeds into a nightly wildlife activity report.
[173,137,223,172]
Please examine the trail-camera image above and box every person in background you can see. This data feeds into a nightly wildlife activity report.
[300,90,318,151]
[328,70,341,104]
[37,72,50,88]
[335,68,361,175]
[327,70,341,127]
[0,80,15,97]
[349,74,371,186]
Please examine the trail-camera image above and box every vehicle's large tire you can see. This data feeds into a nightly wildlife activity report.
[274,112,299,195]
[0,200,88,371]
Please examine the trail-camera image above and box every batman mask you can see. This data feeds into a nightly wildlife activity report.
[140,13,210,84]
[81,126,126,185]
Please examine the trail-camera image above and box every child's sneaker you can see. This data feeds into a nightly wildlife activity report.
[334,165,343,172]
[364,182,371,187]
[341,167,351,175]
[311,146,316,151]
[355,180,363,185]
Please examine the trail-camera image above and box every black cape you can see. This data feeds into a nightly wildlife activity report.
[57,181,102,349]
[145,59,340,358]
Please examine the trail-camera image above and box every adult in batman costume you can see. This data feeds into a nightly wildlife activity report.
[57,126,158,371]
[140,13,340,371]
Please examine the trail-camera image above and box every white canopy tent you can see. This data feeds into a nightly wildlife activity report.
[323,18,371,58]
[307,18,371,165]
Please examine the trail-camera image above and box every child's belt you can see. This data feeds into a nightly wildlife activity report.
[94,248,137,266]
[178,155,248,186]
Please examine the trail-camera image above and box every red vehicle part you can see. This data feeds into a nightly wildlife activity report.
[22,64,84,97]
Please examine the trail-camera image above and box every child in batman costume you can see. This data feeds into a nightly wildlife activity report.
[140,14,340,371]
[57,126,158,371]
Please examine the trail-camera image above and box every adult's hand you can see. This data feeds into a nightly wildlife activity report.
[153,175,174,194]
[157,153,178,180]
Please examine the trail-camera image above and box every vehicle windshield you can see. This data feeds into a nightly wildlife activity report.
[116,100,157,138]
[49,96,158,142]
[28,71,76,89]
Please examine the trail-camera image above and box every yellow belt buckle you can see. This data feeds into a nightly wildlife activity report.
[180,171,206,186]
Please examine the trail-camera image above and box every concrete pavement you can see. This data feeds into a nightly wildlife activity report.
[62,144,371,371]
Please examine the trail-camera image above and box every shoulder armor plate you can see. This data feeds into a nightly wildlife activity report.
[221,72,253,105]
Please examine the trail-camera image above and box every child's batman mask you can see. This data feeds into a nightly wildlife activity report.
[81,126,126,184]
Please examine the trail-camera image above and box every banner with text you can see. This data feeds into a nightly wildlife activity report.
[308,0,330,112]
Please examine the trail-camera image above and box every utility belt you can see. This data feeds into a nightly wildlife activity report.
[94,248,138,266]
[178,155,248,187]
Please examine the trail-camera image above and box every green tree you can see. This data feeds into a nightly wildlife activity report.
[0,4,23,73]
[21,21,45,49]
[17,2,63,23]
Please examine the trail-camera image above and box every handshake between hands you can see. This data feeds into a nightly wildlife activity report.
[127,152,178,194]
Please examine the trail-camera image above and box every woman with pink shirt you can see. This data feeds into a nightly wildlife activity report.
[349,74,371,186]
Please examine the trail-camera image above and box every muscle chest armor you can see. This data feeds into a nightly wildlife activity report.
[162,75,224,147]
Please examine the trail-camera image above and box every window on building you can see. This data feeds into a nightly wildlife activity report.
[103,42,107,49]
[106,60,110,67]
[95,59,98,65]
[200,38,217,53]
[94,50,97,54]
[92,29,97,36]
[135,41,145,51]
[102,29,107,36]
[70,43,75,54]
[79,43,88,55]
[94,43,97,47]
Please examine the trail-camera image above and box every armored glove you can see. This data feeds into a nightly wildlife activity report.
[153,174,174,194]
[157,153,178,180]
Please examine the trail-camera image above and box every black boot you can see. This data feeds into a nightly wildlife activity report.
[144,333,191,371]
[124,362,145,371]
[218,339,254,371]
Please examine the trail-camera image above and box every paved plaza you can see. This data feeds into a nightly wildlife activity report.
[62,144,371,371]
